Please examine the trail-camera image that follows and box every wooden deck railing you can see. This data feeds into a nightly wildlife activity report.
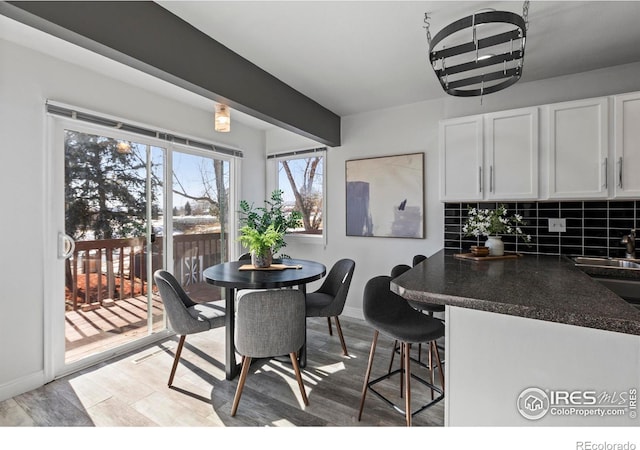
[172,233,228,287]
[66,233,227,310]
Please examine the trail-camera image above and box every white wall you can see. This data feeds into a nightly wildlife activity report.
[268,61,640,320]
[0,36,266,401]
[267,100,446,318]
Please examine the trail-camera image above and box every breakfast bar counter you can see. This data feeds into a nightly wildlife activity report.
[390,249,640,336]
[390,249,640,426]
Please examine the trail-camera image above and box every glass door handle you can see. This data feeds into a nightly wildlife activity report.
[58,233,75,259]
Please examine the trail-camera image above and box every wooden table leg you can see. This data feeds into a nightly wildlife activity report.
[225,286,239,380]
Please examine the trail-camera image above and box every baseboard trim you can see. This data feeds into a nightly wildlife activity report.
[0,370,46,403]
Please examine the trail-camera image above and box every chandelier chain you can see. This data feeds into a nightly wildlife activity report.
[423,12,432,46]
[523,0,530,31]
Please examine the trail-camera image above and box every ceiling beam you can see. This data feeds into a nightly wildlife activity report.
[1,1,341,146]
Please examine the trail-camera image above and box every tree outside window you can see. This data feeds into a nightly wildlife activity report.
[278,155,324,235]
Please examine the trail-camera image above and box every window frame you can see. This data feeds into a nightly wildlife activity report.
[267,148,327,247]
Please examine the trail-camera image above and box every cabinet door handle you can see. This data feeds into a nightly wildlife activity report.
[490,165,494,192]
[618,157,623,189]
[603,157,608,189]
[479,166,482,193]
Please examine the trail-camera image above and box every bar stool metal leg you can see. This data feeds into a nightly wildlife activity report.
[358,330,379,421]
[399,343,404,397]
[433,340,445,392]
[388,340,399,373]
[403,342,412,427]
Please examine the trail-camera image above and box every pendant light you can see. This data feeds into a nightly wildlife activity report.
[215,104,231,133]
[116,140,132,154]
[424,0,530,100]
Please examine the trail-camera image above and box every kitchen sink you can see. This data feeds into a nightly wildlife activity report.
[573,257,640,269]
[592,277,640,310]
[573,256,640,309]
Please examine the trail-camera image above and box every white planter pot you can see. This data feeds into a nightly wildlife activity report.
[251,249,273,268]
[485,236,504,256]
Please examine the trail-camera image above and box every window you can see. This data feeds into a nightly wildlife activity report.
[268,148,326,243]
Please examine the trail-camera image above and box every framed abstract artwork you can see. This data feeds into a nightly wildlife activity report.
[345,152,424,238]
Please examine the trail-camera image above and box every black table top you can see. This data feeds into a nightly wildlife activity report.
[203,258,326,289]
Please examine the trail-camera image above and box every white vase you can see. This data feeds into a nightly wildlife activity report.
[251,249,273,268]
[485,236,504,256]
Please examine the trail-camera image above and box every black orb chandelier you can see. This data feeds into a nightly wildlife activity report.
[425,1,530,99]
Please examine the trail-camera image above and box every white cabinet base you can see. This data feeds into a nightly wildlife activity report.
[445,306,640,426]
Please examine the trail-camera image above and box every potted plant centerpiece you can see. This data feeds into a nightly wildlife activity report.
[462,204,531,256]
[238,189,302,268]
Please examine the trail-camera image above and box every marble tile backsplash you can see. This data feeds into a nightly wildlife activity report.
[444,200,640,258]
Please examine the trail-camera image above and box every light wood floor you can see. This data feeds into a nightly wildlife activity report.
[0,316,444,427]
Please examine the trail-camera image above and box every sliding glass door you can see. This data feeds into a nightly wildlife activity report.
[170,150,230,303]
[62,129,165,364]
[50,116,236,377]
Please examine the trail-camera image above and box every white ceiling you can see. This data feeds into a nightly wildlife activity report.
[3,1,640,131]
[158,0,640,117]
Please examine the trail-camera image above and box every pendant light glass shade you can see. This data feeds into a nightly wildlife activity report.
[215,104,231,132]
[116,140,132,154]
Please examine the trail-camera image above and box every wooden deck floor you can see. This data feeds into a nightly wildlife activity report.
[65,281,221,363]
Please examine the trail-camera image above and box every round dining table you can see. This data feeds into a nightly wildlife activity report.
[203,258,326,380]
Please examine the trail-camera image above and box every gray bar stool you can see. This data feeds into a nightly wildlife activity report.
[358,275,445,426]
[389,259,445,373]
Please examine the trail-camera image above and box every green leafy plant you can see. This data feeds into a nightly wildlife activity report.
[238,224,281,257]
[238,189,303,255]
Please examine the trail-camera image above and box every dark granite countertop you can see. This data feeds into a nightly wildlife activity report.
[390,249,640,336]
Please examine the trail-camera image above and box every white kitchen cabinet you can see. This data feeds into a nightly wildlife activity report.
[439,115,483,202]
[484,107,539,200]
[439,107,538,202]
[547,97,608,199]
[614,91,640,198]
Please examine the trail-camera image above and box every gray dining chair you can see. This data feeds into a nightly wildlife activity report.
[231,289,309,416]
[305,258,356,356]
[153,270,226,387]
